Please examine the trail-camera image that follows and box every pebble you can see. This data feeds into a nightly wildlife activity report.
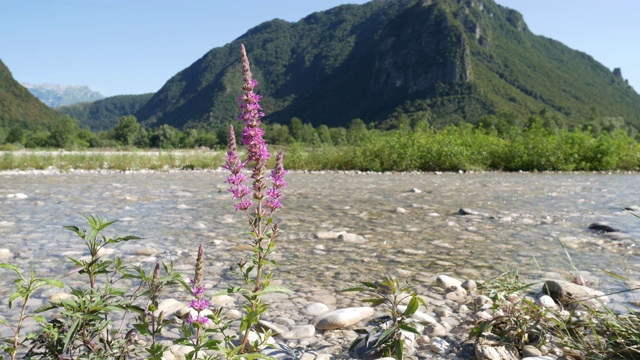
[280,325,316,340]
[313,307,374,330]
[155,298,186,317]
[436,275,462,289]
[536,295,557,308]
[303,302,330,316]
[337,233,366,244]
[430,337,450,354]
[0,248,14,260]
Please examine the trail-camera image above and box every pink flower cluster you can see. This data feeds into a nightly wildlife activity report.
[224,44,286,214]
[187,277,210,325]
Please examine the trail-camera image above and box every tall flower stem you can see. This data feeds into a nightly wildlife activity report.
[224,44,288,354]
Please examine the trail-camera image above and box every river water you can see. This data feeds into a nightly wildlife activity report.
[1,170,639,313]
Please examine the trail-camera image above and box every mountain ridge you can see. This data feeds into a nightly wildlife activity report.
[134,0,640,131]
[22,82,105,107]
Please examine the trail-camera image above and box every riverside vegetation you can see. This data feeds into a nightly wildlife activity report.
[1,120,640,172]
[2,46,640,360]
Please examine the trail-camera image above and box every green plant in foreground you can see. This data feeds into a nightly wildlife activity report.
[343,276,426,359]
[0,264,63,360]
[221,44,291,355]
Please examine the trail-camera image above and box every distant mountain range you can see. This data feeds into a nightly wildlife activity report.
[22,82,104,108]
[134,0,640,130]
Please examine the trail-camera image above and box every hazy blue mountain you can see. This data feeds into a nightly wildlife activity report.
[22,83,105,107]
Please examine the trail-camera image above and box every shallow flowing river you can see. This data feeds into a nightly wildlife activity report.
[1,170,639,317]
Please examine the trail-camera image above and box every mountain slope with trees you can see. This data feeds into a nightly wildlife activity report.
[0,59,65,131]
[135,0,640,131]
[57,93,154,131]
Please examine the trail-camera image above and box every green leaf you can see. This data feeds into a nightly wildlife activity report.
[374,327,395,347]
[39,278,64,288]
[361,281,379,289]
[362,298,386,307]
[0,263,21,277]
[133,323,152,336]
[398,323,420,334]
[256,285,294,296]
[395,338,404,360]
[0,318,10,327]
[403,296,419,317]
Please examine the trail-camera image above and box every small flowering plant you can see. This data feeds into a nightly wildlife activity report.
[223,44,291,354]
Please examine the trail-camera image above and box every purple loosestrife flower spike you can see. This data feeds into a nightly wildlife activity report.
[239,44,269,202]
[266,151,287,213]
[224,125,253,210]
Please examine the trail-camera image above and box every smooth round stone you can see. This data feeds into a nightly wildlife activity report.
[0,248,14,260]
[258,320,289,335]
[338,233,366,243]
[49,292,74,303]
[426,322,447,337]
[430,337,450,354]
[461,279,477,292]
[536,295,557,308]
[436,275,462,289]
[280,325,316,340]
[397,306,437,324]
[209,294,234,307]
[396,207,407,213]
[445,287,467,303]
[474,295,493,307]
[523,345,543,357]
[313,307,374,330]
[155,298,186,317]
[133,248,161,256]
[303,302,330,316]
[315,231,346,239]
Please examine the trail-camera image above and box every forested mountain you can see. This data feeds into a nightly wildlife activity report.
[135,0,640,131]
[57,93,154,131]
[22,83,104,107]
[0,59,64,131]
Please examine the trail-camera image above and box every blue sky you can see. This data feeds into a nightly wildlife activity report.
[1,0,638,96]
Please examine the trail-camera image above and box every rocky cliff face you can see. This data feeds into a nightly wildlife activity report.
[372,0,471,96]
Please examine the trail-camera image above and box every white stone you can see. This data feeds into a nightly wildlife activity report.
[430,337,450,354]
[436,275,462,288]
[303,302,330,316]
[209,294,234,307]
[155,298,186,318]
[396,207,407,213]
[280,324,316,340]
[0,248,14,260]
[49,292,74,303]
[537,295,558,309]
[397,305,437,324]
[313,307,374,330]
[338,233,367,244]
[315,231,346,239]
[426,323,447,337]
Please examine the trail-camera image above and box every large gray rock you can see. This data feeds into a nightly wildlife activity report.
[541,280,609,309]
[313,307,374,330]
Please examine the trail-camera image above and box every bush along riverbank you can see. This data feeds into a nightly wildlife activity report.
[2,46,639,360]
